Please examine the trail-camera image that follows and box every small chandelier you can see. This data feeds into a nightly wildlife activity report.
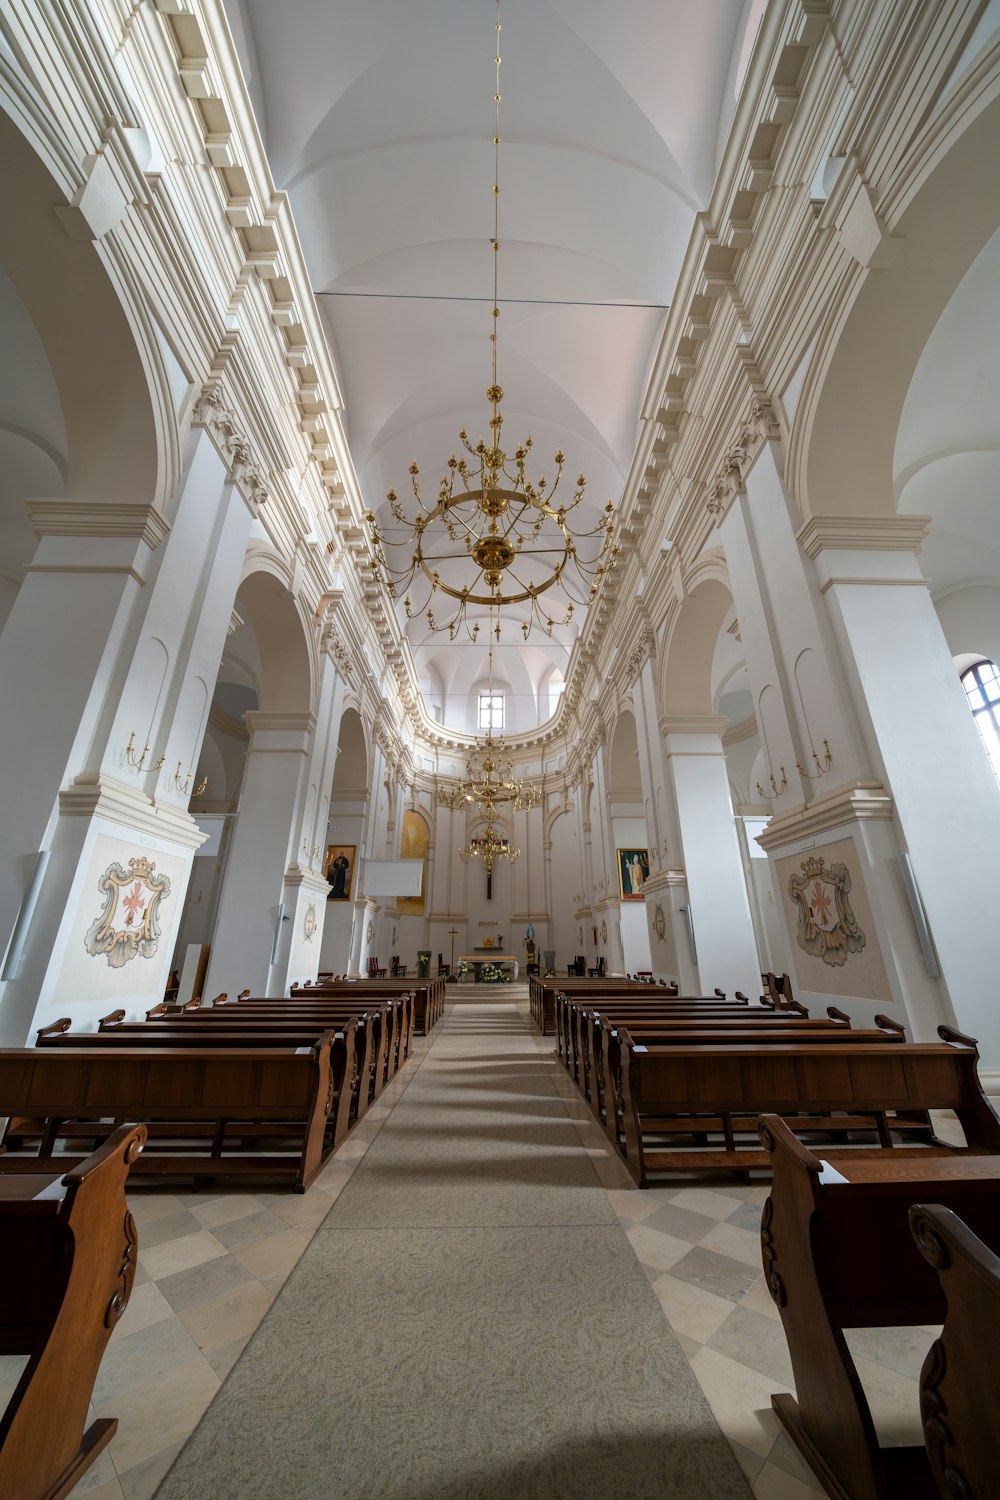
[365,0,618,643]
[459,638,540,812]
[458,806,520,876]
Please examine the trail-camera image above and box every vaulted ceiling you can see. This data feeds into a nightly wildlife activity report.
[224,0,762,729]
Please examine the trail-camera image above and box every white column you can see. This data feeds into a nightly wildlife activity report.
[662,719,761,998]
[631,655,695,985]
[813,530,1000,1066]
[0,432,257,1041]
[204,711,314,997]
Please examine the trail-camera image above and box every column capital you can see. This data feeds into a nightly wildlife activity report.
[244,711,316,734]
[796,513,930,559]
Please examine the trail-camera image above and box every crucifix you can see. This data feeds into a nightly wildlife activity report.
[448,926,458,973]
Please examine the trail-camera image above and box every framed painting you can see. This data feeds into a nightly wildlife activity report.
[325,844,356,901]
[618,848,649,901]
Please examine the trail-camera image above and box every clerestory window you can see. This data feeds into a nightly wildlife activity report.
[478,692,504,732]
[961,660,1000,785]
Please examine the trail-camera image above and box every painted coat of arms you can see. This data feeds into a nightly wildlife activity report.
[85,856,171,969]
[787,855,865,968]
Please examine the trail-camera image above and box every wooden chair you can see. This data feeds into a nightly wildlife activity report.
[910,1202,1000,1500]
[0,1123,146,1499]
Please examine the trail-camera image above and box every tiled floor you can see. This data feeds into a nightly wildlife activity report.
[2,992,938,1499]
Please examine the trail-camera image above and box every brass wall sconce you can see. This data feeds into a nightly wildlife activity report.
[173,763,207,797]
[756,766,787,800]
[796,739,833,780]
[125,731,150,770]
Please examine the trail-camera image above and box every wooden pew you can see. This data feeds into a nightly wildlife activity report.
[291,977,444,1034]
[529,974,684,1034]
[910,1203,1000,1500]
[558,993,804,1079]
[39,1011,383,1124]
[136,994,413,1082]
[0,1123,146,1499]
[591,1014,906,1144]
[758,1112,1000,1499]
[0,1034,352,1191]
[615,1027,1000,1184]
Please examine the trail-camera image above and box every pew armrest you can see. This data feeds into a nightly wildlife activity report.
[0,1123,146,1499]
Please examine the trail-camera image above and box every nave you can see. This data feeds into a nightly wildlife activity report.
[1,987,943,1500]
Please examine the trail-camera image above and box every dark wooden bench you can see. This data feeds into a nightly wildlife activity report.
[291,977,442,1034]
[910,1202,1000,1500]
[758,1112,1000,1499]
[0,1035,352,1191]
[557,993,800,1078]
[40,1011,385,1125]
[529,975,684,1034]
[152,994,413,1079]
[590,1014,906,1140]
[0,1123,146,1499]
[615,1027,1000,1184]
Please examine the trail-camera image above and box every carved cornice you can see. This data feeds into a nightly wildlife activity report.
[193,386,270,515]
[58,775,208,851]
[796,514,931,558]
[754,780,893,852]
[27,500,170,550]
[706,400,781,521]
[722,715,759,746]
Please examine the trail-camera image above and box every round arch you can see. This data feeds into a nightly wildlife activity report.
[0,104,170,508]
[793,87,1000,520]
[659,575,734,720]
[332,707,369,794]
[605,709,642,800]
[235,566,315,715]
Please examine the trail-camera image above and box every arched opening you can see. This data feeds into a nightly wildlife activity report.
[798,91,1000,521]
[605,710,652,975]
[319,707,369,975]
[660,575,734,718]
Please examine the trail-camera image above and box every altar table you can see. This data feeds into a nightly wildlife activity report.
[458,954,519,981]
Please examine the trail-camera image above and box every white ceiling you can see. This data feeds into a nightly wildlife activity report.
[225,0,758,729]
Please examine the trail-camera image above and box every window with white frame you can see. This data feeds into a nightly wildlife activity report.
[478,692,504,732]
[961,660,1000,785]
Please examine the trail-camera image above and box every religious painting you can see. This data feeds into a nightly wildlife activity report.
[85,855,172,969]
[397,810,428,915]
[325,844,355,901]
[787,854,865,968]
[618,848,649,901]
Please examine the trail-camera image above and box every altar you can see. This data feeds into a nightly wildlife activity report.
[457,954,519,982]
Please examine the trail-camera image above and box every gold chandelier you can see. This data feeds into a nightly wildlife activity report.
[365,0,618,643]
[459,636,540,812]
[458,802,520,876]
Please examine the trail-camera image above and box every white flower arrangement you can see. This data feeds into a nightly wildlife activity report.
[478,962,511,984]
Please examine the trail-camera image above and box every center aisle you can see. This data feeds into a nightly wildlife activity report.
[155,993,751,1500]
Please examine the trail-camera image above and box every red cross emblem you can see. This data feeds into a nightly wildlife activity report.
[122,882,146,927]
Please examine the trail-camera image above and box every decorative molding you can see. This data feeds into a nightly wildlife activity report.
[660,714,730,737]
[227,609,244,636]
[726,618,742,643]
[27,500,170,550]
[192,386,270,515]
[754,780,893,853]
[322,626,355,681]
[797,514,931,558]
[621,629,653,685]
[208,703,249,741]
[706,400,781,520]
[58,775,208,851]
[722,715,759,746]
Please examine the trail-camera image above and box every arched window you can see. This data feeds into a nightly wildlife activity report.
[961,661,1000,784]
